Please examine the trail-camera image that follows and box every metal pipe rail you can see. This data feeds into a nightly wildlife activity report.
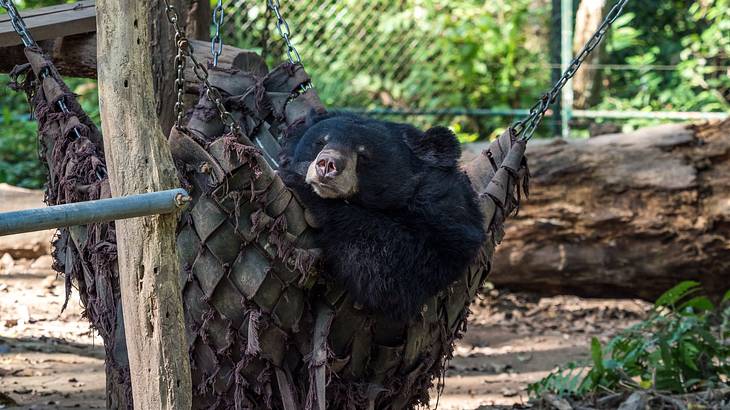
[342,107,729,121]
[0,189,190,236]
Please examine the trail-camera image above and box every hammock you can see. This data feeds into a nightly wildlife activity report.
[9,47,527,408]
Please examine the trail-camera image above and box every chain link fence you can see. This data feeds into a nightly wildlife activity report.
[219,1,727,140]
[224,1,439,100]
[222,0,553,139]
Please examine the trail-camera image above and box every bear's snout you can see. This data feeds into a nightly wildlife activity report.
[305,147,359,199]
[314,149,344,179]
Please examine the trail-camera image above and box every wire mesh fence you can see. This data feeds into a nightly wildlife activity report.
[222,0,557,139]
[224,1,462,104]
[221,1,728,140]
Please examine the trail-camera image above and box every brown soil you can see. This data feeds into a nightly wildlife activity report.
[0,258,105,410]
[0,256,650,409]
[432,288,649,409]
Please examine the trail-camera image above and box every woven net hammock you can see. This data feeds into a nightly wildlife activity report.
[10,47,528,409]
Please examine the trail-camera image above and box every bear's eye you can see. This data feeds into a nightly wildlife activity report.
[356,145,369,161]
[313,135,328,150]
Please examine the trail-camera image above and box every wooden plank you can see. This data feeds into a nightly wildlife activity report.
[0,1,96,47]
[0,33,268,80]
[0,0,93,22]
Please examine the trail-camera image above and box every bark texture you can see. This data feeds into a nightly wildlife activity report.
[481,121,730,300]
[95,0,191,408]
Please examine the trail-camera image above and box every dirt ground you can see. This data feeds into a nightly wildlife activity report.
[0,255,650,410]
[0,258,105,409]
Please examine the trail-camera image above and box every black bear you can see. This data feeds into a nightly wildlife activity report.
[279,112,485,321]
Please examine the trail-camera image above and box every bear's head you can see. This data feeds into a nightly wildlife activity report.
[282,113,462,208]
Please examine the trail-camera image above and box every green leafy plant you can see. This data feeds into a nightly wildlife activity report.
[224,0,551,138]
[529,281,730,398]
[597,0,730,129]
[0,74,100,189]
[0,104,46,188]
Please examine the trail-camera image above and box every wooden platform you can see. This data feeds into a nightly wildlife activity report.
[0,1,96,47]
[0,0,266,79]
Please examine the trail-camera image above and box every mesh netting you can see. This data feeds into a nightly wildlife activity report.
[10,47,528,409]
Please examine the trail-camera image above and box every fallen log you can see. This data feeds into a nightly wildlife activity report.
[473,120,730,301]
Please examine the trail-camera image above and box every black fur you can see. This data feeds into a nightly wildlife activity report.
[280,113,485,321]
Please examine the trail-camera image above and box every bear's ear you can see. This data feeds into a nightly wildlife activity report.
[405,126,461,167]
[304,108,332,127]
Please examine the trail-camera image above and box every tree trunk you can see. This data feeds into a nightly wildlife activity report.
[184,0,210,41]
[572,0,606,109]
[95,0,191,408]
[470,120,730,301]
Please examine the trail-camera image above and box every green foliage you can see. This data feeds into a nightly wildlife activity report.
[529,281,730,398]
[224,0,551,138]
[0,74,100,189]
[224,0,728,137]
[1,0,99,189]
[598,0,730,126]
[0,102,46,188]
[531,363,592,397]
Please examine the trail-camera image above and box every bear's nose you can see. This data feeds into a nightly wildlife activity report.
[314,151,344,179]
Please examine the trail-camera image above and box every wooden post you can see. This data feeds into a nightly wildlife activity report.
[95,0,192,408]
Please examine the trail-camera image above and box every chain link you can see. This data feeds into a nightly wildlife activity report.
[162,0,241,135]
[0,0,35,47]
[513,0,629,141]
[173,33,188,126]
[210,0,224,67]
[267,0,301,65]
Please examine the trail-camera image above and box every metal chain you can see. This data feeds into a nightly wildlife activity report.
[513,0,629,142]
[162,0,188,127]
[267,0,302,65]
[0,0,35,47]
[210,0,224,66]
[173,37,187,126]
[162,0,241,135]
